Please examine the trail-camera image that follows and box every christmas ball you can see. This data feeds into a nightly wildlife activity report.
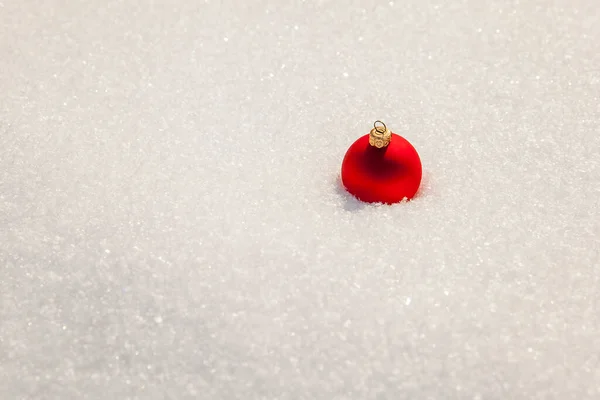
[341,121,422,204]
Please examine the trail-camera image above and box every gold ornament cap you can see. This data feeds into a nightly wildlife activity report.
[369,120,392,148]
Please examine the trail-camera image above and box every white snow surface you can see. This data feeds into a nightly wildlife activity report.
[1,1,600,399]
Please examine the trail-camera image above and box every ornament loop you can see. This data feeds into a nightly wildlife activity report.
[374,120,387,134]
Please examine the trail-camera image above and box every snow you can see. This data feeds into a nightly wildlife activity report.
[1,0,600,399]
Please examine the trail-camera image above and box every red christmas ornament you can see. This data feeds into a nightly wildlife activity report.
[341,121,422,204]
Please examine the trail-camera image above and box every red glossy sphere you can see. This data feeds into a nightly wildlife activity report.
[341,133,422,204]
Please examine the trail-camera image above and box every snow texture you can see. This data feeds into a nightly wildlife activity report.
[1,0,600,399]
